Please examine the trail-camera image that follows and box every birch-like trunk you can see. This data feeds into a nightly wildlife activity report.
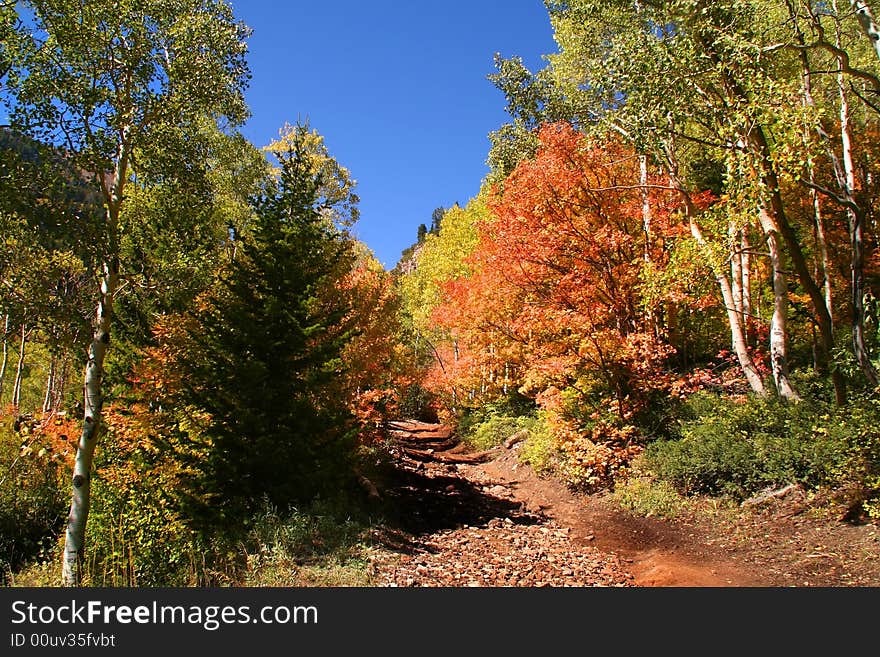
[851,1,880,62]
[835,22,879,385]
[690,218,766,395]
[730,223,745,327]
[62,128,129,586]
[12,323,27,410]
[666,156,766,395]
[748,126,836,397]
[61,261,118,586]
[788,2,847,402]
[758,209,801,400]
[43,356,57,414]
[0,313,8,404]
[741,231,752,322]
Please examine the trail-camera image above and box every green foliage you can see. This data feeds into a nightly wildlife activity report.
[8,0,251,161]
[611,475,691,520]
[161,125,360,529]
[518,413,559,476]
[643,393,880,511]
[486,54,574,179]
[644,420,762,499]
[114,125,269,349]
[463,414,539,451]
[241,499,372,587]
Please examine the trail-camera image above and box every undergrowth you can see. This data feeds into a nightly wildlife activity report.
[11,498,377,587]
[611,474,690,520]
[641,392,880,518]
[462,387,880,523]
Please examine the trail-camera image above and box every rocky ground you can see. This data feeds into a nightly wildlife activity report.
[366,421,880,587]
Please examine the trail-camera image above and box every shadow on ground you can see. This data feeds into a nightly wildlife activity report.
[371,463,540,555]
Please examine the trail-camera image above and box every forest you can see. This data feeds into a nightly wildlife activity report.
[2,0,879,587]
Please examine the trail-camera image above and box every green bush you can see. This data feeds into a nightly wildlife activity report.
[643,421,761,498]
[642,392,880,510]
[242,498,372,586]
[518,414,559,475]
[611,474,690,519]
[463,414,539,451]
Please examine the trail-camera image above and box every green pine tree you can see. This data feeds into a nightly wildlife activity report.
[170,129,358,527]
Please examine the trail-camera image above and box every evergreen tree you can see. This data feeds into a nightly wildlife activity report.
[168,129,358,526]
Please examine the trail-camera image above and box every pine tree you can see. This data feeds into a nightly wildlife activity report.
[168,130,358,526]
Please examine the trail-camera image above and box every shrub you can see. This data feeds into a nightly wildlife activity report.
[463,414,539,451]
[611,474,690,519]
[242,498,372,586]
[558,421,643,492]
[643,426,761,498]
[518,414,559,476]
[642,392,880,510]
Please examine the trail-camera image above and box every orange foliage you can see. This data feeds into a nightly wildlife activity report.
[427,123,684,419]
[337,259,404,444]
[14,410,79,471]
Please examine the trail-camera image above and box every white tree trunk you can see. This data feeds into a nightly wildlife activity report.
[61,123,130,586]
[61,261,118,586]
[758,209,801,401]
[789,4,847,403]
[692,219,767,396]
[840,82,878,386]
[741,232,752,322]
[836,7,878,385]
[43,356,56,414]
[851,1,880,62]
[730,223,744,327]
[12,323,27,409]
[0,313,8,404]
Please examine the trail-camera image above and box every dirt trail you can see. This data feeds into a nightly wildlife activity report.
[476,444,764,586]
[369,421,768,587]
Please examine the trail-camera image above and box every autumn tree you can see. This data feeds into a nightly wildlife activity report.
[4,0,251,585]
[474,125,678,419]
[338,244,404,441]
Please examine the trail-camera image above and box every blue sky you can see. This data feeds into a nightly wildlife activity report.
[233,1,557,269]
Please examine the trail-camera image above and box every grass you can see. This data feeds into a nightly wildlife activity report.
[8,498,379,587]
[611,474,691,520]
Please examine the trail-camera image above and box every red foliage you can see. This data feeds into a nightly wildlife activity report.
[427,123,685,418]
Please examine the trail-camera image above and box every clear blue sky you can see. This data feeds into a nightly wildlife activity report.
[233,1,557,269]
